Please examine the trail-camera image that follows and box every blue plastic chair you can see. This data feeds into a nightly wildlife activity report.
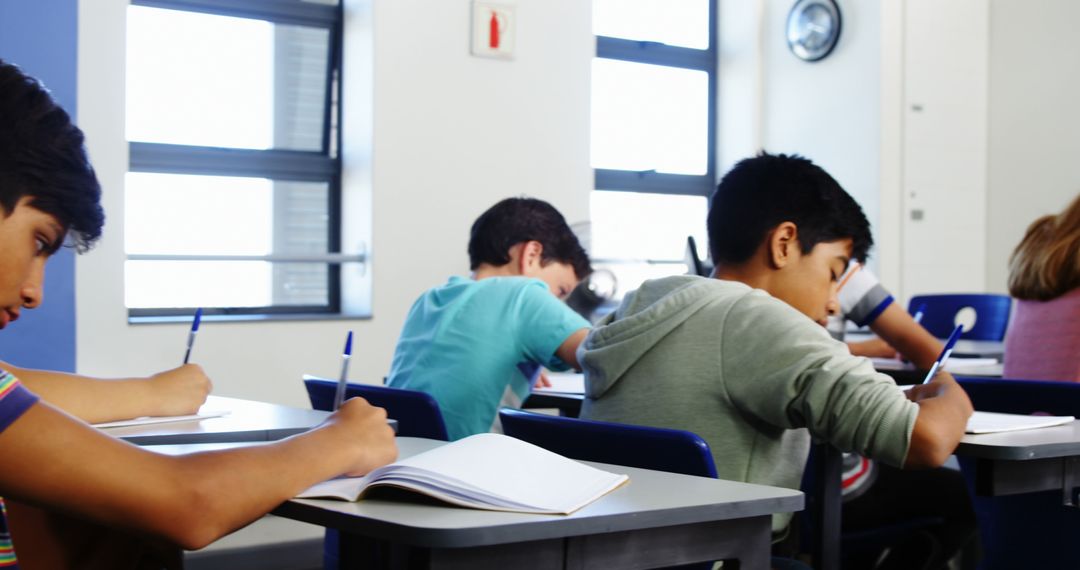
[958,376,1080,415]
[303,376,449,441]
[907,294,1012,341]
[956,377,1080,569]
[498,408,717,477]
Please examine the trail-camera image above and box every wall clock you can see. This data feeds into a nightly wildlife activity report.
[786,0,842,62]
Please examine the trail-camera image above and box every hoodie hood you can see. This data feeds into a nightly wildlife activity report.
[582,275,754,398]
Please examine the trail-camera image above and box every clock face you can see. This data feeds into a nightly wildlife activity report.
[786,0,842,62]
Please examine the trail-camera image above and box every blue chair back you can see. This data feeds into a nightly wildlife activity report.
[908,293,1012,341]
[303,376,449,441]
[957,376,1080,416]
[498,408,717,478]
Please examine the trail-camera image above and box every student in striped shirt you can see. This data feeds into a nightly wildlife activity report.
[0,59,398,568]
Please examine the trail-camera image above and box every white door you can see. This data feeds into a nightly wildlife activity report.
[900,0,989,300]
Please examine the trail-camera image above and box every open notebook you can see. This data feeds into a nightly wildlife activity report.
[297,433,629,515]
[533,372,585,395]
[93,407,230,429]
[966,411,1075,434]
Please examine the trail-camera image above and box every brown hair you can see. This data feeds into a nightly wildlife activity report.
[1007,193,1080,301]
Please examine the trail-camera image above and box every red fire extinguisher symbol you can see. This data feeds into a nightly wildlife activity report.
[489,10,501,49]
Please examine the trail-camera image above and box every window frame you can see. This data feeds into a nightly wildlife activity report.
[126,0,353,320]
[592,0,719,198]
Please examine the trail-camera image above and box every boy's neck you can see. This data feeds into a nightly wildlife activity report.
[472,263,521,281]
[712,263,771,292]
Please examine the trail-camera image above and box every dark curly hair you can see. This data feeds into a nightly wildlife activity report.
[468,197,592,279]
[708,152,873,265]
[0,59,105,252]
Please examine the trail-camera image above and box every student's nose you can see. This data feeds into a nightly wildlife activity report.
[21,260,45,309]
[826,288,840,316]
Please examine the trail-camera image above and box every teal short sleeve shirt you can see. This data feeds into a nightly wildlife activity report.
[387,276,589,440]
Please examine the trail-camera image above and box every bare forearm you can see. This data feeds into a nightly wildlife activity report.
[3,364,150,423]
[2,362,210,423]
[869,304,943,369]
[556,328,589,371]
[166,431,361,545]
[0,400,395,550]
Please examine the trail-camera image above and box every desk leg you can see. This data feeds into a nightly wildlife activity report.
[810,443,842,570]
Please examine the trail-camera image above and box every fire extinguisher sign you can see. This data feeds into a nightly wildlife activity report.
[471,1,515,59]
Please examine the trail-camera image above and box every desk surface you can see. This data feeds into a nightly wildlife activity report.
[957,419,1080,461]
[273,437,804,549]
[100,396,332,445]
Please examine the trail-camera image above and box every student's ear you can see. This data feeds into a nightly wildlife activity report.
[767,222,799,269]
[516,240,545,274]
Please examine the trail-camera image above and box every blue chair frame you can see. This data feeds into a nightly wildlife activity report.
[907,294,1012,341]
[498,408,717,478]
[303,376,449,441]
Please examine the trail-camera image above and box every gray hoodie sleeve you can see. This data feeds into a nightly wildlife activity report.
[720,290,918,467]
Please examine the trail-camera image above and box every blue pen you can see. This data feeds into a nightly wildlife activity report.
[182,308,203,364]
[912,303,927,324]
[922,324,964,384]
[332,331,354,411]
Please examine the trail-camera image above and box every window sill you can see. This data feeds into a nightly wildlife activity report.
[128,311,372,325]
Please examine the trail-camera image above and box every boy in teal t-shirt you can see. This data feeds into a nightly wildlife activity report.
[387,198,592,440]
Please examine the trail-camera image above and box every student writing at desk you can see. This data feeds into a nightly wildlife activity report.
[0,60,398,569]
[579,153,975,570]
[826,232,978,569]
[386,197,591,440]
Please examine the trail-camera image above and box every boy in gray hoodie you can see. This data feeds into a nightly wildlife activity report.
[580,153,974,567]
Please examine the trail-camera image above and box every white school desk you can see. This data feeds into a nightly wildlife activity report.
[268,437,804,570]
[957,419,1080,499]
[100,395,395,446]
[954,420,1080,568]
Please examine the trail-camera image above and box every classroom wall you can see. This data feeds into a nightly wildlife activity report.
[717,0,883,271]
[720,0,1080,302]
[984,0,1080,293]
[66,0,1079,405]
[0,0,79,372]
[75,0,592,405]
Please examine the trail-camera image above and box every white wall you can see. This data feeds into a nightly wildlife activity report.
[985,0,1080,293]
[721,0,1080,304]
[718,0,883,269]
[77,0,593,406]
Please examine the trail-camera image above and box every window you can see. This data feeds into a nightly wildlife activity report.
[590,0,717,298]
[125,0,361,319]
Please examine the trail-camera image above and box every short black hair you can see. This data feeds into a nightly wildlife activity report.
[468,197,592,279]
[0,59,105,252]
[707,152,872,265]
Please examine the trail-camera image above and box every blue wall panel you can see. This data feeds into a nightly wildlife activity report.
[0,0,79,371]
